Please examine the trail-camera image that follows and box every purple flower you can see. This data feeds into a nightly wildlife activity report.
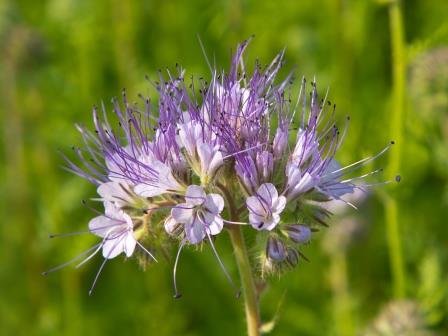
[88,201,137,259]
[266,236,287,262]
[283,225,312,244]
[97,181,136,208]
[170,185,224,244]
[178,120,224,184]
[284,163,316,200]
[49,39,394,293]
[246,183,286,231]
[134,159,185,197]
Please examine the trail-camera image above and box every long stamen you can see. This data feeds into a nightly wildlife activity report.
[327,142,394,177]
[88,233,128,295]
[49,221,123,238]
[49,231,89,238]
[222,142,266,160]
[88,258,108,296]
[206,232,240,298]
[136,241,158,262]
[75,243,104,269]
[223,219,248,225]
[172,239,186,299]
[42,243,101,275]
[339,168,384,184]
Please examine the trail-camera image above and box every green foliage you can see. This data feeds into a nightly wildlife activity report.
[1,0,448,335]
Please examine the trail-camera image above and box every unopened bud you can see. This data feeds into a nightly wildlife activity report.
[164,216,183,237]
[266,236,287,262]
[285,247,299,267]
[283,224,312,244]
[256,150,273,181]
[273,128,288,159]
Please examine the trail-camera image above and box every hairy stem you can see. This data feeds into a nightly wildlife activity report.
[228,226,260,336]
[386,0,406,298]
[218,183,260,336]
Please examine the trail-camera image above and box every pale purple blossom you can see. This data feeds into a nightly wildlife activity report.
[48,39,394,292]
[246,183,286,231]
[171,185,224,244]
[134,159,185,197]
[283,225,312,244]
[178,120,224,183]
[284,163,316,200]
[97,181,137,208]
[88,201,137,259]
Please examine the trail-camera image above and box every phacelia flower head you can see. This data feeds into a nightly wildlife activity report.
[47,38,396,295]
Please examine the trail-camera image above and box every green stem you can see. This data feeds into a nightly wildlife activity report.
[228,226,260,336]
[386,0,406,298]
[218,183,260,336]
[330,251,355,336]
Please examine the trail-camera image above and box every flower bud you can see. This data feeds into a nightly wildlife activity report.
[283,225,312,244]
[256,150,273,182]
[266,236,287,262]
[164,216,184,237]
[273,128,288,159]
[285,247,299,267]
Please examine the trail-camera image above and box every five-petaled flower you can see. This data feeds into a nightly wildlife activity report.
[89,201,137,259]
[171,185,225,244]
[246,183,287,231]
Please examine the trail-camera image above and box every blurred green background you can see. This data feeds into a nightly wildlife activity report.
[1,0,448,335]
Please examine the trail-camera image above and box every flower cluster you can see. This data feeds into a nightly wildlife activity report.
[47,40,392,294]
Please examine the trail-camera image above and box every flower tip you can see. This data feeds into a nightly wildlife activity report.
[42,271,48,276]
[88,289,94,296]
[395,175,401,183]
[173,293,182,299]
[390,140,395,145]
